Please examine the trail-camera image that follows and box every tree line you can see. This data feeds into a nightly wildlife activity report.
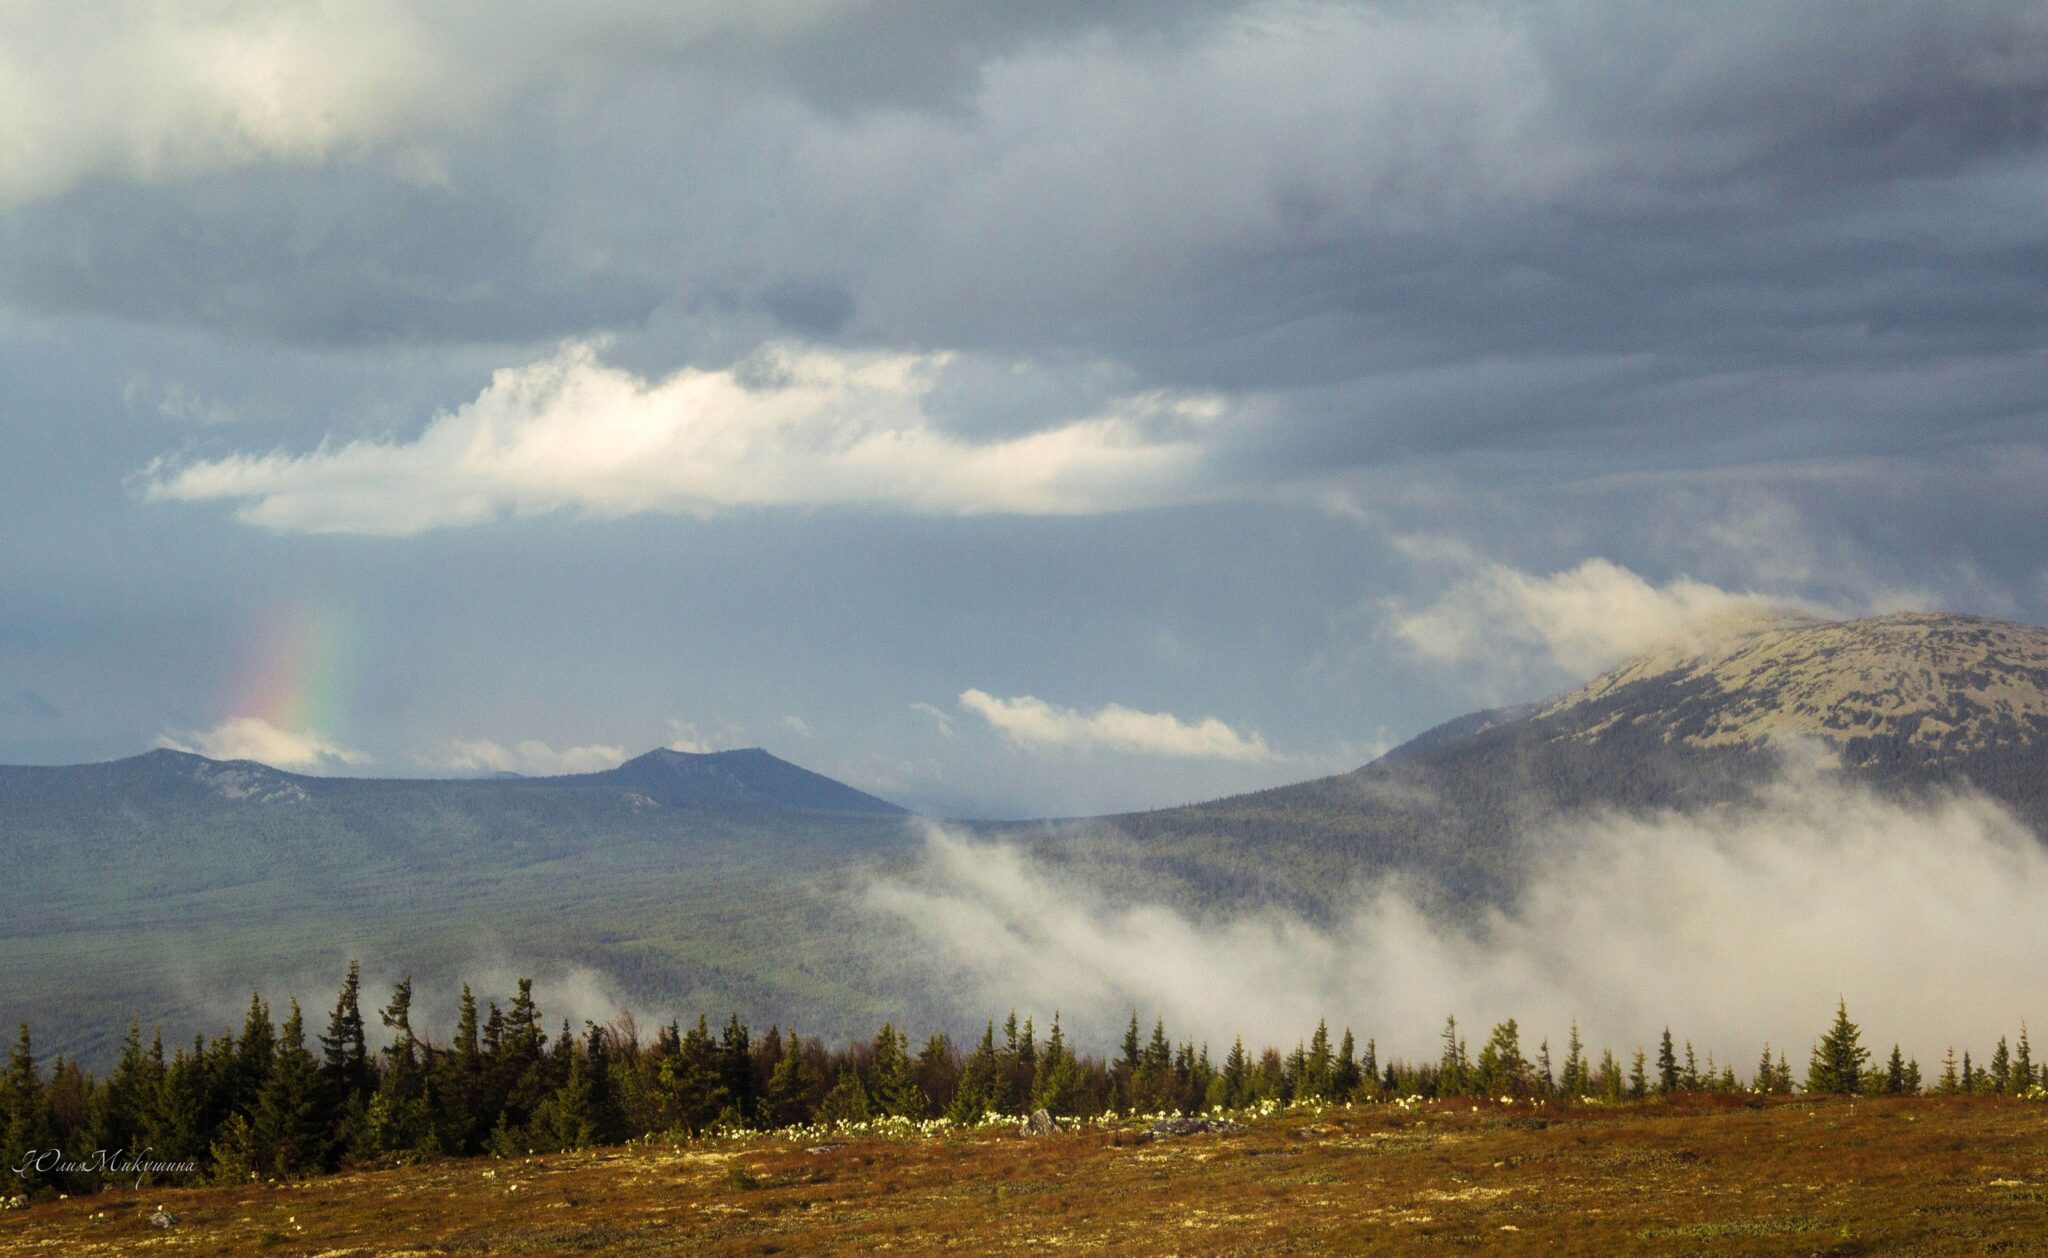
[2,968,2037,1197]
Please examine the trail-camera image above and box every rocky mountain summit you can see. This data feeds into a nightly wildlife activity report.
[1543,612,2048,764]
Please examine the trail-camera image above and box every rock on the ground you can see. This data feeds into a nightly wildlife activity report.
[1136,1116,1248,1142]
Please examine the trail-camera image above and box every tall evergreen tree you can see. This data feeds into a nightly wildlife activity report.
[1656,1028,1679,1095]
[946,1024,998,1124]
[768,1030,820,1126]
[1,1025,54,1196]
[252,1000,326,1179]
[1561,1023,1588,1099]
[1115,1013,1142,1112]
[232,993,274,1118]
[1806,1000,1869,1096]
[1333,1029,1361,1099]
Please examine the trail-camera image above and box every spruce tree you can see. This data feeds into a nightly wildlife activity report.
[1656,1028,1679,1095]
[1,1025,54,1197]
[2016,1026,2035,1092]
[1885,1045,1907,1095]
[868,1024,923,1118]
[1806,1000,1868,1096]
[93,1021,158,1156]
[318,961,373,1153]
[1116,1014,1141,1112]
[1032,1015,1084,1116]
[945,1024,997,1124]
[817,1069,870,1125]
[233,993,274,1118]
[1333,1030,1361,1099]
[1561,1023,1587,1099]
[531,1041,597,1150]
[435,985,484,1154]
[252,1000,325,1179]
[768,1031,820,1126]
[1991,1037,2012,1094]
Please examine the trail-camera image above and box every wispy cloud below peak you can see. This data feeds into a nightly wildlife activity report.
[158,715,366,772]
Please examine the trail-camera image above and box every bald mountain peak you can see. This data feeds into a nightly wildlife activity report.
[1541,611,2048,765]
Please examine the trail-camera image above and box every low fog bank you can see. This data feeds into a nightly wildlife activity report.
[866,766,2048,1070]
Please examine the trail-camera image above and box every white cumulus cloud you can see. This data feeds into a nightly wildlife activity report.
[0,1,454,206]
[158,715,367,772]
[441,738,624,776]
[140,341,1221,535]
[958,688,1274,761]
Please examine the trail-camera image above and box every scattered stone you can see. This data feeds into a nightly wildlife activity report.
[805,1144,842,1155]
[147,1208,178,1228]
[1136,1116,1248,1143]
[1020,1109,1058,1137]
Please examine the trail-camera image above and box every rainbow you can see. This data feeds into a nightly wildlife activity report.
[225,597,362,738]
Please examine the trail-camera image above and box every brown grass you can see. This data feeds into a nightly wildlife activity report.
[6,1095,2048,1255]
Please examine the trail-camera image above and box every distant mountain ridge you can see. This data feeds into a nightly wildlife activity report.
[0,744,903,817]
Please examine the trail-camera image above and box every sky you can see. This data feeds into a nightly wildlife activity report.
[1,0,2044,817]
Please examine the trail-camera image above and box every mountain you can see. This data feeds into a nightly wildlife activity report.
[547,747,906,815]
[0,744,903,817]
[1031,611,2048,912]
[1540,611,2048,763]
[0,747,921,1064]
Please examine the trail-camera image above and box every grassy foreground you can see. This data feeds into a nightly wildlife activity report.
[5,1095,2048,1255]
